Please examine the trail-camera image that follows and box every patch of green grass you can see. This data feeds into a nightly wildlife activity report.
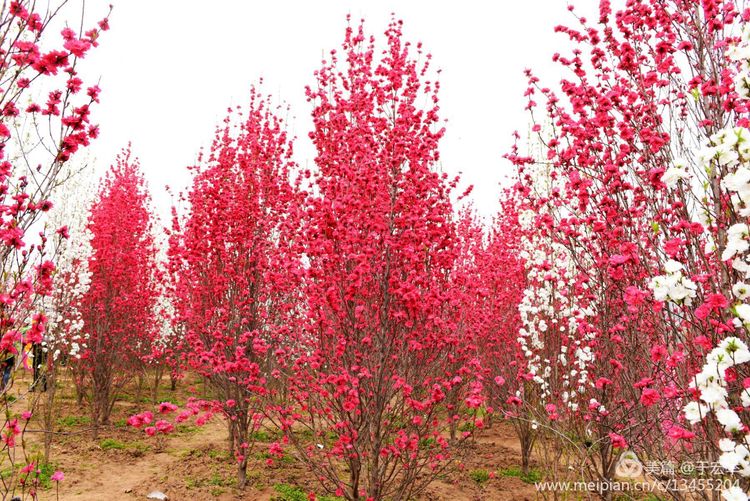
[99,438,126,451]
[208,472,236,487]
[0,460,56,490]
[207,448,230,460]
[115,393,150,404]
[459,421,476,432]
[469,469,490,485]
[500,466,542,484]
[128,441,151,456]
[35,461,55,489]
[256,451,295,463]
[210,487,225,496]
[113,418,128,428]
[57,415,91,427]
[419,437,436,449]
[250,429,282,442]
[293,428,314,440]
[0,467,11,480]
[272,484,344,501]
[184,472,236,491]
[175,424,199,435]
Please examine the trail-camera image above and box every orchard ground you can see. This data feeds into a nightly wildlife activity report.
[7,372,539,501]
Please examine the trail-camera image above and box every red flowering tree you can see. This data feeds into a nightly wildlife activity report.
[0,0,108,494]
[276,19,482,501]
[170,89,302,488]
[80,149,159,437]
[454,201,534,473]
[505,0,750,495]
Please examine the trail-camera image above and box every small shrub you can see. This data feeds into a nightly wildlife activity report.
[99,438,126,451]
[57,415,91,427]
[500,466,542,484]
[272,484,343,501]
[469,469,490,485]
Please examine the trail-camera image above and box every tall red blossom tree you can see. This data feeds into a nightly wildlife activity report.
[505,0,750,495]
[170,90,302,488]
[80,149,159,436]
[276,19,482,501]
[454,201,533,472]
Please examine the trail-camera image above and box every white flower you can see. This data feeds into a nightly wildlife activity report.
[669,279,697,302]
[738,305,750,326]
[721,438,738,452]
[737,74,750,100]
[720,451,744,473]
[700,383,729,407]
[724,224,750,261]
[664,260,684,273]
[734,257,750,276]
[724,166,750,194]
[684,401,710,424]
[648,276,670,302]
[722,485,749,501]
[717,408,744,433]
[719,337,750,364]
[661,164,689,188]
[735,283,750,300]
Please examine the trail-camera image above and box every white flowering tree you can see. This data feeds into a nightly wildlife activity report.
[37,166,93,462]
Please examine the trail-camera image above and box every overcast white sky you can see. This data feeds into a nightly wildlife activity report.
[79,1,571,221]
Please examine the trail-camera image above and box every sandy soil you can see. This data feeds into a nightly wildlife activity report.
[7,375,539,501]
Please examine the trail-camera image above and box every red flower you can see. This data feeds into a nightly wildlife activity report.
[640,388,660,407]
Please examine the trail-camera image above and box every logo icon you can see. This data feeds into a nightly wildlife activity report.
[614,451,643,479]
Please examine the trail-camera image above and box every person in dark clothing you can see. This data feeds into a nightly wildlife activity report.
[30,343,47,392]
[1,354,14,392]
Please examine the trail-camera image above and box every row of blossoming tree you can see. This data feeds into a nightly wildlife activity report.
[161,21,503,498]
[30,0,750,500]
[503,0,750,500]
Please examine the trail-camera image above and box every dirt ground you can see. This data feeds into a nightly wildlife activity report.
[6,373,539,501]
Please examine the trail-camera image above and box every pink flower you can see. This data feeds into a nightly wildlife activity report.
[608,432,627,449]
[158,402,178,414]
[650,345,667,362]
[175,411,191,423]
[50,471,64,482]
[640,388,660,407]
[694,335,712,351]
[506,396,522,406]
[667,426,695,441]
[465,394,484,409]
[144,426,156,437]
[155,420,174,434]
[21,411,32,420]
[595,377,613,389]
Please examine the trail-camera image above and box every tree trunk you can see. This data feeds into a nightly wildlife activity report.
[43,370,58,463]
[151,366,163,404]
[237,456,248,489]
